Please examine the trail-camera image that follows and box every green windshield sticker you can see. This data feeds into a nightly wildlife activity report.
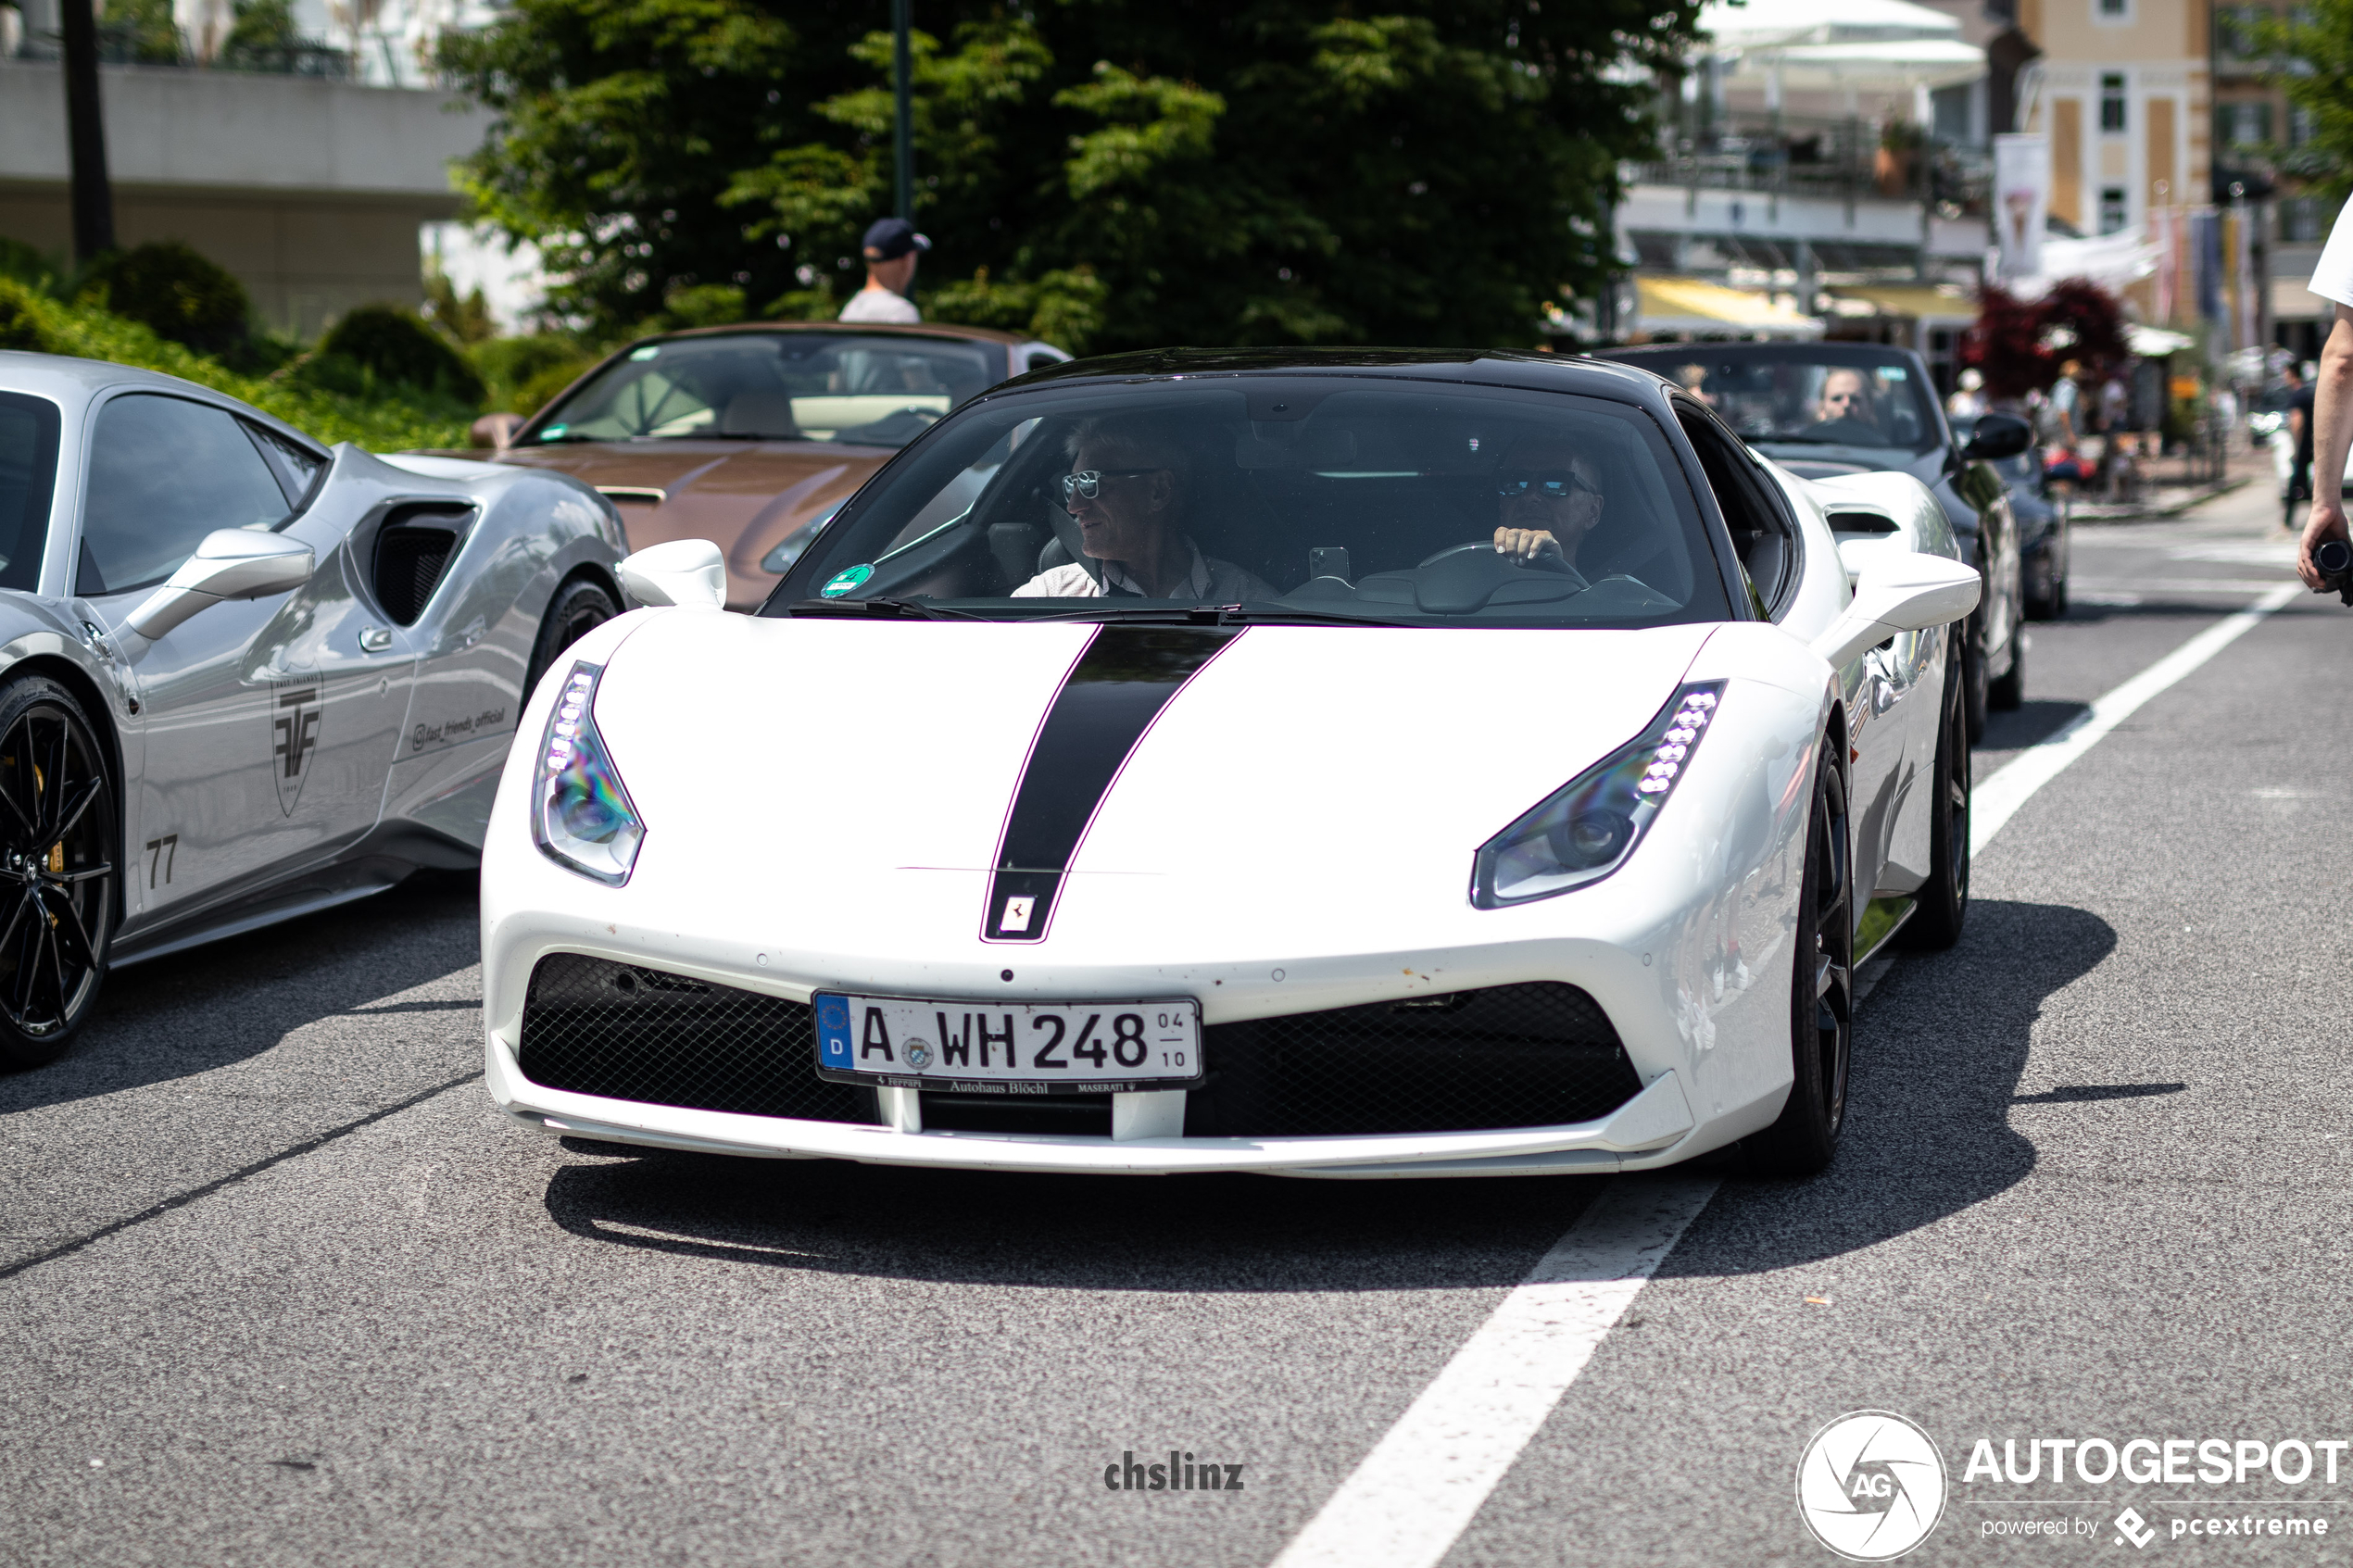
[821,564,875,597]
[629,345,661,361]
[540,424,567,439]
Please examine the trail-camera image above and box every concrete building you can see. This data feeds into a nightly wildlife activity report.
[2012,0,2208,244]
[0,56,484,338]
[1603,0,1991,382]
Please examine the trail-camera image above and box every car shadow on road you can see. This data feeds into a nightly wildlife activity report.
[1978,699,2088,752]
[1654,897,2116,1279]
[0,870,483,1115]
[540,1147,1625,1293]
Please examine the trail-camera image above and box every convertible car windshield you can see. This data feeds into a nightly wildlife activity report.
[1605,345,1944,458]
[773,376,1734,627]
[525,332,999,449]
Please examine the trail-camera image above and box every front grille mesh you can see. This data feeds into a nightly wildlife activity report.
[1189,983,1641,1137]
[516,959,1635,1139]
[517,953,876,1124]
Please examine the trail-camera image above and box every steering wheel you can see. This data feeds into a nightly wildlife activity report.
[1416,539,1579,576]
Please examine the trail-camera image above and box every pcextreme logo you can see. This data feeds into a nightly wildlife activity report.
[1796,1411,1950,1561]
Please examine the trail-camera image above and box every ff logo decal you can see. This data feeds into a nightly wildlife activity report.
[271,680,321,816]
[1795,1411,1947,1560]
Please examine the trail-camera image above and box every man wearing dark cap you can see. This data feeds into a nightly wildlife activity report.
[839,217,930,324]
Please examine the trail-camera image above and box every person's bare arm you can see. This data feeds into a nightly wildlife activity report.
[2297,304,2353,587]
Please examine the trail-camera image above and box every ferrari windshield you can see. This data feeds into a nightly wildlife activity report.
[772,376,1734,627]
[1606,346,1944,458]
[524,332,999,449]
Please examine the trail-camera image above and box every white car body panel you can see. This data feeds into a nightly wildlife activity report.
[479,430,1968,1178]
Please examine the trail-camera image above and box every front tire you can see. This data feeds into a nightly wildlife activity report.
[1962,617,1990,742]
[524,576,621,706]
[0,676,116,1070]
[1744,741,1853,1176]
[1989,614,2025,710]
[1899,631,1970,950]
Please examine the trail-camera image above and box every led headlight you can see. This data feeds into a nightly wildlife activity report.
[1471,682,1726,909]
[533,661,645,885]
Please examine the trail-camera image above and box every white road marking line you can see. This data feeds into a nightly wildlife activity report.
[1266,1177,1718,1568]
[1265,586,2297,1568]
[1972,583,2298,855]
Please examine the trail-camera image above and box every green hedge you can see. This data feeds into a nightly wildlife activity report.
[0,278,470,451]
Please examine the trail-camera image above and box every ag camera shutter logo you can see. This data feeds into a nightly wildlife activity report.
[1796,1411,1948,1560]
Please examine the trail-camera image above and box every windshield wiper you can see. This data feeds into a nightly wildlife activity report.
[783,596,989,621]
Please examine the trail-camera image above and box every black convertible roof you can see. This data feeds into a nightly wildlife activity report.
[1000,345,1680,410]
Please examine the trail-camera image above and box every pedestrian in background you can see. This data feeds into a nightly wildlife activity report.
[838,217,930,324]
[2283,362,2316,529]
[2294,194,2353,587]
[1946,368,1987,418]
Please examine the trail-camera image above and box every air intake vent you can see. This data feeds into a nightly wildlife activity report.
[1826,510,1898,534]
[372,506,469,624]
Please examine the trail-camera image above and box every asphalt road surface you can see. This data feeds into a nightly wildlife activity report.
[6,479,2349,1568]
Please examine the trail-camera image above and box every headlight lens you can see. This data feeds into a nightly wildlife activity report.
[1471,682,1725,909]
[533,661,645,884]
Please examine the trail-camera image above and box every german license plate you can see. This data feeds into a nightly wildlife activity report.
[812,993,1202,1094]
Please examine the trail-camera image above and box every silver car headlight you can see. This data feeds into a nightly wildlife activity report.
[1471,682,1726,909]
[533,661,645,885]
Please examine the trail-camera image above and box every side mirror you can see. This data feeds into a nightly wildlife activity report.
[470,412,524,450]
[1807,552,1982,670]
[126,529,315,641]
[1961,411,2032,461]
[619,538,726,610]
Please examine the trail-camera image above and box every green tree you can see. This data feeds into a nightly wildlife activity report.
[2254,0,2353,202]
[440,1,1699,352]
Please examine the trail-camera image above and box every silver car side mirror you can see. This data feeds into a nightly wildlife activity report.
[619,538,726,611]
[126,529,316,641]
[1807,553,1982,671]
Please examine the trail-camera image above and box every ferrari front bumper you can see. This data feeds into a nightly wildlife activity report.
[486,1025,1701,1178]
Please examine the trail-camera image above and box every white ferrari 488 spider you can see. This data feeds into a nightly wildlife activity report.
[480,350,1980,1178]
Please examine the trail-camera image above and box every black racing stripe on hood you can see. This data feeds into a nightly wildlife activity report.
[984,624,1239,942]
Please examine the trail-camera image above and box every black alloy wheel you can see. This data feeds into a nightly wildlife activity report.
[0,677,115,1069]
[1961,612,1990,743]
[1989,609,2026,710]
[1745,740,1853,1176]
[524,577,622,705]
[1899,628,1970,950]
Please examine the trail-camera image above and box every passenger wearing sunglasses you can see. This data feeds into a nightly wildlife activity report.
[1013,420,1276,600]
[1491,439,1606,581]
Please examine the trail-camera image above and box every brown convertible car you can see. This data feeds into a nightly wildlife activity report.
[453,321,1068,609]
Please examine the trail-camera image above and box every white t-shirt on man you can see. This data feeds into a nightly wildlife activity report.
[2311,194,2353,309]
[1012,539,1276,601]
[839,288,921,324]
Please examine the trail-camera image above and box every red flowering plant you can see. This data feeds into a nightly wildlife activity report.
[1958,279,2129,399]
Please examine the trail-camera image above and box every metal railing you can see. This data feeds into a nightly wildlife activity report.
[1628,112,1992,214]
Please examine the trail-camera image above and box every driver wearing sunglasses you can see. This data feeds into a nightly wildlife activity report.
[1809,368,1881,433]
[1491,438,1605,580]
[1013,420,1276,601]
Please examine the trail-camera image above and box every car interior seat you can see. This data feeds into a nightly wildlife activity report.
[720,391,800,439]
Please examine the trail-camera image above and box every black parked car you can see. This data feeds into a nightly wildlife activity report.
[1600,343,2032,739]
[1951,412,2069,619]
